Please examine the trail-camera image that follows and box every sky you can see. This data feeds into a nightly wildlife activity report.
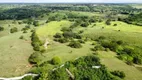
[0,0,141,3]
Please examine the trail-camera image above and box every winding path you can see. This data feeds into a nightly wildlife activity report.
[44,39,49,49]
[0,73,38,80]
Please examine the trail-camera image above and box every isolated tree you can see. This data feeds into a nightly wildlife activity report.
[68,41,82,48]
[10,27,18,33]
[51,56,61,65]
[33,21,39,26]
[0,26,4,31]
[106,19,111,25]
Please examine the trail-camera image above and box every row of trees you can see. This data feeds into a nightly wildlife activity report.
[29,31,46,65]
[31,31,45,52]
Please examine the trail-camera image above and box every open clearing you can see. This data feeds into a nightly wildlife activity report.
[78,21,142,46]
[98,51,142,80]
[41,41,93,63]
[36,20,142,79]
[36,20,71,39]
[0,31,33,77]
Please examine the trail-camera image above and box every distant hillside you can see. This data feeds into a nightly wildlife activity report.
[0,7,49,20]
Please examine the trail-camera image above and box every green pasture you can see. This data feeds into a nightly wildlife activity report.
[98,51,142,80]
[0,31,33,77]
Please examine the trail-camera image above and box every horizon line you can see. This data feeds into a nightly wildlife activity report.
[0,2,142,4]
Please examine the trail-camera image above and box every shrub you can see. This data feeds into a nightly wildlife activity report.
[58,38,69,43]
[78,30,84,34]
[91,45,105,51]
[117,54,128,61]
[63,31,75,38]
[23,30,27,33]
[93,24,96,26]
[18,22,23,24]
[54,33,62,38]
[105,48,110,52]
[33,21,39,26]
[74,34,82,39]
[29,52,43,64]
[22,76,33,80]
[116,40,123,45]
[92,42,96,45]
[61,27,72,32]
[111,70,125,79]
[19,35,24,39]
[106,19,111,25]
[89,18,96,23]
[81,22,89,27]
[113,24,117,26]
[78,39,85,44]
[51,56,61,65]
[21,25,30,31]
[101,40,118,51]
[33,45,40,51]
[126,60,133,65]
[31,32,43,51]
[0,26,4,31]
[98,36,106,40]
[10,27,18,33]
[68,41,82,48]
[121,46,134,55]
[39,46,46,53]
[133,56,142,64]
[46,20,49,23]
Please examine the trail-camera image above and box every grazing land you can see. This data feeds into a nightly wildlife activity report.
[0,3,142,80]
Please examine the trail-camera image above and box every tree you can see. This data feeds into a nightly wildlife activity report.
[28,52,43,65]
[0,26,4,31]
[31,32,43,51]
[63,31,75,38]
[33,21,39,26]
[81,22,89,27]
[106,19,111,25]
[113,24,117,26]
[57,38,69,43]
[111,70,125,79]
[54,33,62,38]
[61,27,72,32]
[10,27,18,33]
[133,56,142,64]
[51,56,61,65]
[68,41,82,48]
[19,35,24,39]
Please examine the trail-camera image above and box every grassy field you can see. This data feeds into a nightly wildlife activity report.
[41,41,93,64]
[131,4,142,9]
[1,19,141,78]
[0,20,36,77]
[36,20,93,63]
[0,31,33,77]
[36,20,71,39]
[0,20,27,38]
[36,20,142,79]
[98,51,142,80]
[75,21,142,46]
